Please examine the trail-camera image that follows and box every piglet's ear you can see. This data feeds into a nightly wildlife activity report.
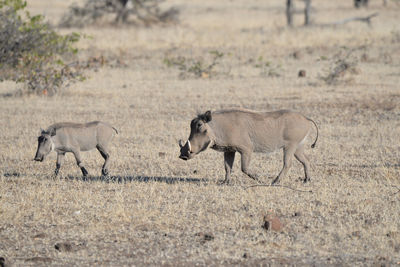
[203,110,212,123]
[49,128,56,136]
[39,128,44,136]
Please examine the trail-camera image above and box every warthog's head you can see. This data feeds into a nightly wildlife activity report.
[179,111,212,160]
[34,128,56,162]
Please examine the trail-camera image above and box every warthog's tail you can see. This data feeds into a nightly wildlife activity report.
[112,127,119,134]
[307,118,318,148]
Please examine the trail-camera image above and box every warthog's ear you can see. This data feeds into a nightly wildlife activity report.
[39,128,45,136]
[203,110,212,123]
[179,139,184,148]
[49,128,56,136]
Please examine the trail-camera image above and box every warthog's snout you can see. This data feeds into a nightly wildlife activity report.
[179,139,192,160]
[179,154,189,161]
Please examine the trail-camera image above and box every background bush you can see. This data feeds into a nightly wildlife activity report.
[0,0,81,95]
[59,0,179,28]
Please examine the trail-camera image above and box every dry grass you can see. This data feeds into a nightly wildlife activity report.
[1,0,400,265]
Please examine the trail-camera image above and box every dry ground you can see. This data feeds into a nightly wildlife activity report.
[1,0,400,265]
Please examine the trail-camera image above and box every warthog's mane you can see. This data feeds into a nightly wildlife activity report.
[204,109,293,119]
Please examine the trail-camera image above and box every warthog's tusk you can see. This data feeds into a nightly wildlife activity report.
[51,139,55,152]
[187,140,192,153]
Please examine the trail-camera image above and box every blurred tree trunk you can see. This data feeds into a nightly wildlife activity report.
[354,0,369,8]
[286,0,311,27]
[115,0,129,23]
[304,0,311,25]
[286,0,293,26]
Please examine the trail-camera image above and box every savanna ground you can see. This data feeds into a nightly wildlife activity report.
[1,0,400,265]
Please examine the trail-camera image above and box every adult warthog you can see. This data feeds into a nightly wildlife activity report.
[179,109,318,185]
[34,121,118,177]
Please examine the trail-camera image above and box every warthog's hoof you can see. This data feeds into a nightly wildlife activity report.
[271,177,280,185]
[253,178,262,184]
[217,179,230,185]
[303,177,311,183]
[81,167,88,177]
[102,169,109,176]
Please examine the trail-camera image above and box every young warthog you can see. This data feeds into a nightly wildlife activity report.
[34,121,118,177]
[179,109,318,185]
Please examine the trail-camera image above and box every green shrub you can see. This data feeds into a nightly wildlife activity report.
[319,48,360,85]
[254,56,282,77]
[163,50,224,79]
[0,0,81,95]
[59,0,179,28]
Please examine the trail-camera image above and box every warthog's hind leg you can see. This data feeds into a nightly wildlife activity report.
[97,145,110,176]
[294,146,311,183]
[272,145,296,185]
[220,151,235,184]
[54,152,66,177]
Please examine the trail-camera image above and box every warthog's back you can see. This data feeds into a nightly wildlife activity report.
[210,109,311,153]
[48,121,115,131]
[47,121,117,151]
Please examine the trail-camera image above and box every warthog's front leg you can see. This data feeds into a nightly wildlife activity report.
[72,149,88,177]
[240,151,261,183]
[220,151,235,184]
[96,145,110,176]
[54,152,65,177]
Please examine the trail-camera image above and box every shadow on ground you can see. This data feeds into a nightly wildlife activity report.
[64,175,209,184]
[1,172,213,185]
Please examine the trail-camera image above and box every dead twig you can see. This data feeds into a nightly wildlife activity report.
[390,185,400,196]
[325,12,379,27]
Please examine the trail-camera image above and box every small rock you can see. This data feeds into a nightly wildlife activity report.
[243,253,249,258]
[201,72,209,78]
[298,70,306,77]
[360,53,369,62]
[292,51,303,59]
[32,233,47,239]
[262,213,283,232]
[351,231,361,238]
[55,242,73,252]
[293,212,301,217]
[158,152,166,158]
[195,232,214,243]
[203,234,214,241]
[386,231,400,239]
[312,200,322,206]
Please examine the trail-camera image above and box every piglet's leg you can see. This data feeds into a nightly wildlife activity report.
[72,149,88,177]
[54,152,65,177]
